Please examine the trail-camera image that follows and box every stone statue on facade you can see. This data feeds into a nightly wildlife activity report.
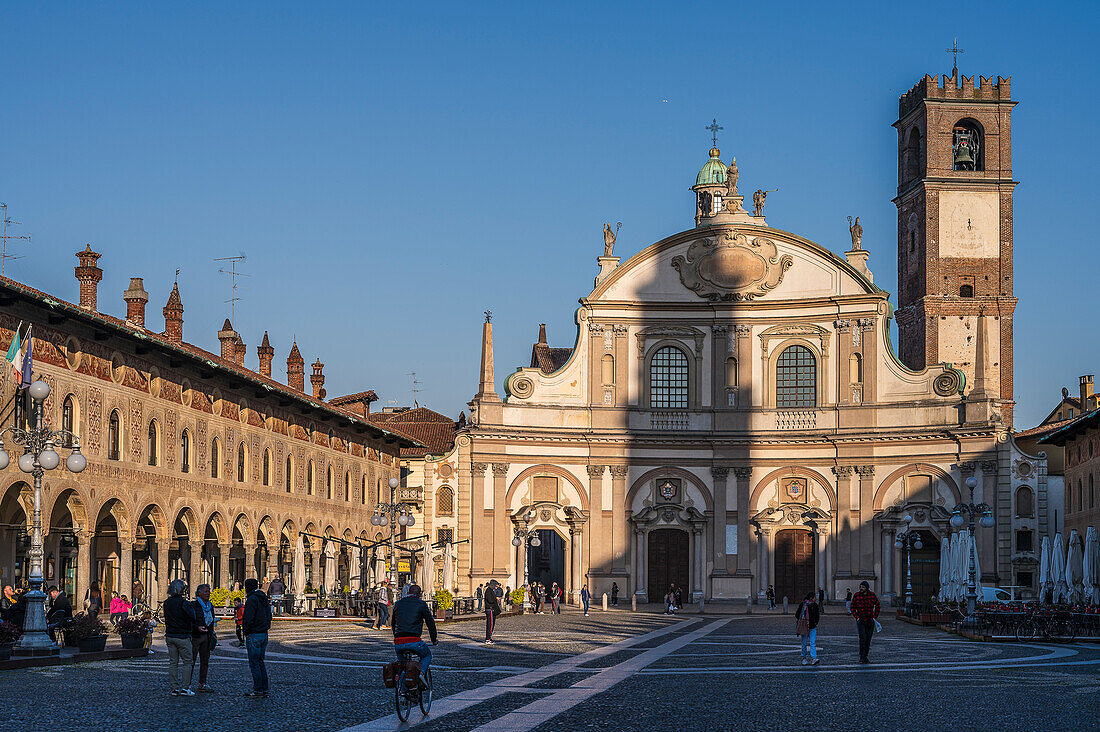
[725,159,739,197]
[752,189,776,217]
[848,216,863,250]
[603,222,618,257]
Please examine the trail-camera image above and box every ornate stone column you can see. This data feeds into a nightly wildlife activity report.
[75,531,91,607]
[470,462,488,577]
[693,526,704,601]
[711,467,729,577]
[980,459,1001,582]
[734,467,751,575]
[633,527,647,600]
[188,541,203,588]
[756,527,771,596]
[157,537,170,603]
[244,542,257,582]
[310,548,320,589]
[491,462,510,577]
[218,543,231,588]
[119,539,133,601]
[881,527,895,599]
[569,525,583,602]
[610,466,629,574]
[815,529,827,593]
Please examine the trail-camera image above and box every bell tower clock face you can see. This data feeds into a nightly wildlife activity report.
[658,480,679,502]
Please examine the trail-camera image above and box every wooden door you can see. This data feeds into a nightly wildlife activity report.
[774,529,815,605]
[648,529,689,602]
[909,531,941,606]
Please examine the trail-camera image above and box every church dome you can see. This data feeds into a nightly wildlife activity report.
[695,147,727,186]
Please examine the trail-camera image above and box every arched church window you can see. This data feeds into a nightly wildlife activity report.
[650,346,689,409]
[181,429,191,473]
[712,194,723,215]
[776,345,816,408]
[960,284,974,298]
[1015,486,1034,517]
[849,353,863,384]
[601,354,615,385]
[263,449,271,486]
[108,410,121,461]
[436,486,454,516]
[285,456,293,493]
[725,357,737,407]
[237,442,247,482]
[952,119,983,171]
[211,438,220,478]
[905,127,922,180]
[61,395,76,447]
[148,420,159,466]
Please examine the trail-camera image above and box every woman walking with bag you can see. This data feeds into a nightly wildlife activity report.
[796,591,820,666]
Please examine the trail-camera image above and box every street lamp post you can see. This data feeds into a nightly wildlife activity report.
[894,514,923,608]
[950,475,995,615]
[511,521,542,587]
[0,379,87,655]
[370,477,416,586]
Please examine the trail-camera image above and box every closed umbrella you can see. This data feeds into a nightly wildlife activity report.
[1038,536,1052,604]
[1084,527,1100,605]
[950,531,968,602]
[419,544,435,597]
[1051,532,1067,604]
[938,538,951,601]
[373,549,387,586]
[349,543,361,593]
[1066,529,1084,604]
[324,540,337,592]
[293,534,306,596]
[442,542,454,592]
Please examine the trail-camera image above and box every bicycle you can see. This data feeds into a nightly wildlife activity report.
[393,648,433,721]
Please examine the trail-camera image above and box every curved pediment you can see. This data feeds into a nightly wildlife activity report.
[590,224,880,305]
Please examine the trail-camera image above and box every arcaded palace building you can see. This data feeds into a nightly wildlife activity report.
[0,249,415,606]
[431,70,1052,604]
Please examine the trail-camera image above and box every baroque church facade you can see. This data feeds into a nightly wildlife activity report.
[419,71,1051,605]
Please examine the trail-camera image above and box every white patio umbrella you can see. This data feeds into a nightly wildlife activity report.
[324,540,336,592]
[419,545,435,597]
[293,534,306,596]
[1051,532,1067,603]
[1065,529,1084,604]
[442,542,454,592]
[1038,536,1052,604]
[373,549,387,586]
[349,543,361,592]
[937,539,951,601]
[1084,527,1100,605]
[950,531,968,602]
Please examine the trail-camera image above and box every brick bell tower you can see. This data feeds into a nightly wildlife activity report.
[893,69,1018,426]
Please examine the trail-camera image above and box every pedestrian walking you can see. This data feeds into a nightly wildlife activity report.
[374,580,393,630]
[504,585,512,610]
[611,582,619,607]
[817,587,826,613]
[766,585,776,610]
[533,583,543,614]
[484,579,501,644]
[108,592,123,625]
[673,584,683,609]
[234,597,246,646]
[796,591,820,666]
[850,580,880,664]
[476,583,484,612]
[844,588,853,615]
[580,584,591,616]
[132,578,145,606]
[163,579,199,696]
[242,577,272,697]
[190,583,218,692]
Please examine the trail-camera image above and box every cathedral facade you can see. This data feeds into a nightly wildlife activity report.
[430,71,1049,605]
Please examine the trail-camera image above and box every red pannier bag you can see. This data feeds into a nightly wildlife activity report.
[382,661,399,688]
[404,658,421,688]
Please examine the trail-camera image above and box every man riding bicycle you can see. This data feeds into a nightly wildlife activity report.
[391,584,437,687]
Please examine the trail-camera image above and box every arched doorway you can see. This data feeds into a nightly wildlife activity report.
[908,531,941,605]
[774,529,814,604]
[527,529,565,589]
[647,528,689,602]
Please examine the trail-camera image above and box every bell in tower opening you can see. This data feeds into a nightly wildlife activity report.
[953,121,982,171]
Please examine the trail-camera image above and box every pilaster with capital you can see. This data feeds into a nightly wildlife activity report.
[854,465,875,575]
[711,466,730,576]
[733,324,752,407]
[586,465,608,576]
[470,462,489,574]
[712,325,729,409]
[733,467,751,575]
[609,466,629,574]
[156,535,169,604]
[189,541,204,588]
[833,465,854,577]
[491,463,510,575]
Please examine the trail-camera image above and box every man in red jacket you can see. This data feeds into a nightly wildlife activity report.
[849,580,880,664]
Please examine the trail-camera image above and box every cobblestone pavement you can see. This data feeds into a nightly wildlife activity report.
[2,610,1098,731]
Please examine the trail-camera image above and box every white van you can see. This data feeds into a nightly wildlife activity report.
[980,586,1013,603]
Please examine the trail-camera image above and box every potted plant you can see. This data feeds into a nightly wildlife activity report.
[433,589,454,619]
[69,612,109,653]
[115,615,149,650]
[0,620,22,660]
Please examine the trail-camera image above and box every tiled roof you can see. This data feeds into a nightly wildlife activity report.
[370,407,457,457]
[529,323,573,375]
[330,390,379,406]
[1014,418,1075,440]
[0,274,420,448]
[1039,409,1100,446]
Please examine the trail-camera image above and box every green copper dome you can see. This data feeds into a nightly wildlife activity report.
[695,147,727,186]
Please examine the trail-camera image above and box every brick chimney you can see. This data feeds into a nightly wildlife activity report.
[163,283,184,343]
[75,244,103,311]
[234,334,246,366]
[257,331,274,378]
[287,342,304,392]
[218,319,239,361]
[311,359,326,399]
[1081,375,1095,413]
[122,277,149,327]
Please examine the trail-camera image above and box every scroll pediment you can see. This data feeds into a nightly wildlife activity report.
[671,230,793,301]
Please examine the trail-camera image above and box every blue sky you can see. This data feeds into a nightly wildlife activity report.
[2,2,1096,428]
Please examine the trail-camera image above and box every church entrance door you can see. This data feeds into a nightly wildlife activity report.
[647,529,689,603]
[774,529,814,605]
[527,529,565,590]
[909,531,941,606]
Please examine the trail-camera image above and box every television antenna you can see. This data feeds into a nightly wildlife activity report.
[215,253,250,323]
[0,203,31,276]
[408,371,421,407]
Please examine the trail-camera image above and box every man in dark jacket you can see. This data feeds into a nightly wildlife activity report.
[484,579,501,644]
[242,577,272,697]
[391,584,437,687]
[850,580,881,663]
[190,583,217,692]
[163,579,200,696]
[46,586,73,642]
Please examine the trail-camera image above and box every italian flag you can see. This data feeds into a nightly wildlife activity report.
[5,323,29,386]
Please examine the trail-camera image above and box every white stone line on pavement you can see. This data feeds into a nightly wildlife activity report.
[337,617,700,732]
[468,618,733,732]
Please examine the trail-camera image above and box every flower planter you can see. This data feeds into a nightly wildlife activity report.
[434,607,446,620]
[120,633,145,650]
[77,634,108,653]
